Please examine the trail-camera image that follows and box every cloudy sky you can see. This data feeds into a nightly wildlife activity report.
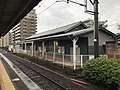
[35,0,120,34]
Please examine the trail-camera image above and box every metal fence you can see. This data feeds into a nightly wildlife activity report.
[18,50,107,68]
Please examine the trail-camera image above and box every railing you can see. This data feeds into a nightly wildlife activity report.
[35,51,42,58]
[18,50,107,68]
[45,52,53,61]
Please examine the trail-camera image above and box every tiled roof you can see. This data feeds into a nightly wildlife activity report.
[25,28,93,42]
[25,21,116,41]
[26,21,84,40]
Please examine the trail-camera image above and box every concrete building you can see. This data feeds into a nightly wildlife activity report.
[11,9,37,45]
[10,9,37,52]
[20,21,115,70]
[0,32,11,48]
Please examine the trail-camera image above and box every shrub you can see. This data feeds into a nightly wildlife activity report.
[14,53,82,76]
[82,57,120,88]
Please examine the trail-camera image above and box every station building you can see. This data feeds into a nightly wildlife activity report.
[19,21,116,69]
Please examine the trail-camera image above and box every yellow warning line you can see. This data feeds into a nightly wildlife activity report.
[0,60,15,90]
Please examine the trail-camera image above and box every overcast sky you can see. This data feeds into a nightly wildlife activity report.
[35,0,120,34]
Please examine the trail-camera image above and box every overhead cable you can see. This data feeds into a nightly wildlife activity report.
[37,1,57,15]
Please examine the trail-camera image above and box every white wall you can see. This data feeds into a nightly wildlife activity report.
[81,31,115,46]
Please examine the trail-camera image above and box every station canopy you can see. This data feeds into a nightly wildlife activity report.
[0,0,42,36]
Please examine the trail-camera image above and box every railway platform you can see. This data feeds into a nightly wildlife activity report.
[0,59,15,90]
[0,53,42,90]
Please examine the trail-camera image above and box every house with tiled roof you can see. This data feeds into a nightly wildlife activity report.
[19,21,116,69]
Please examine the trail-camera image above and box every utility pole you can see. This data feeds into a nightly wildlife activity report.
[66,0,99,58]
[94,0,99,58]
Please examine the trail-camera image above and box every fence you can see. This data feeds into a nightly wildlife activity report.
[18,50,107,68]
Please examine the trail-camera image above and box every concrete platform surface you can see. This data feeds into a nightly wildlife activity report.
[0,59,15,90]
[0,53,42,90]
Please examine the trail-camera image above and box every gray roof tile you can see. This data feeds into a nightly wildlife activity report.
[26,21,82,40]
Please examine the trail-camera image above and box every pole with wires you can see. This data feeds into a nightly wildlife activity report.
[67,0,99,58]
[37,0,99,59]
[94,0,99,58]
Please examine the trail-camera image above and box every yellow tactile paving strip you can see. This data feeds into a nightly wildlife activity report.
[0,60,15,90]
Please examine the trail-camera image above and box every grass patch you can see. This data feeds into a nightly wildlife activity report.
[14,53,82,77]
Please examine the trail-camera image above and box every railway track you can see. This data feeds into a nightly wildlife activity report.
[3,52,86,90]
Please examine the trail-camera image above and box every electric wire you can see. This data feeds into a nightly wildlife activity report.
[36,0,47,10]
[37,1,58,15]
[40,0,47,6]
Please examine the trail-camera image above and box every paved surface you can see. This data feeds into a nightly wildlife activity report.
[0,53,42,90]
[0,59,15,90]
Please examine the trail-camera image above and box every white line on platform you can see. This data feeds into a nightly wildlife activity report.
[0,53,43,90]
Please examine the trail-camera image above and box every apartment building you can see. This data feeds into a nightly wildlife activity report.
[0,32,11,47]
[11,9,37,45]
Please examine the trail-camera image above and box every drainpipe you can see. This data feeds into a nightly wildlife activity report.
[42,42,45,58]
[34,42,36,57]
[25,42,27,53]
[53,41,56,63]
[72,37,78,70]
[114,36,118,58]
[31,41,34,56]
